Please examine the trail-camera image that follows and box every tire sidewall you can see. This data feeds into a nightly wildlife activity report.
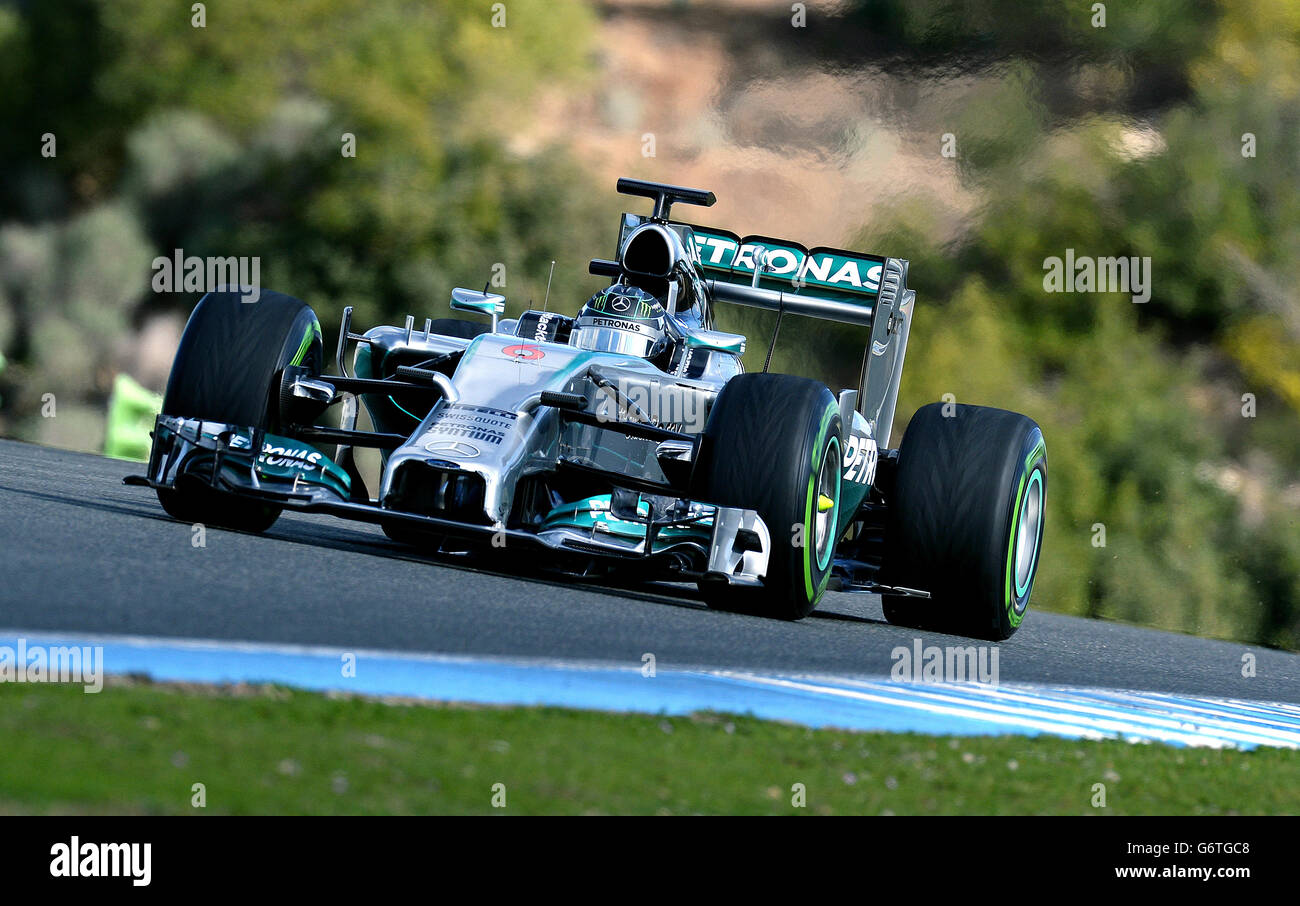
[1000,426,1047,634]
[885,402,1047,640]
[696,374,843,619]
[789,402,842,610]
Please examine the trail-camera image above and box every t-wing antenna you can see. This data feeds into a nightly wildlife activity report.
[616,177,716,221]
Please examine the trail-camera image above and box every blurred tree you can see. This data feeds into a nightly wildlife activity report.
[0,0,614,448]
[2,0,1298,648]
[838,0,1300,647]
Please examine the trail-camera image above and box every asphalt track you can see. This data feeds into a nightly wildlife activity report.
[3,438,1300,704]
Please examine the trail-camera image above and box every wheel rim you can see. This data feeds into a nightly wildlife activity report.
[813,437,841,570]
[1013,468,1043,597]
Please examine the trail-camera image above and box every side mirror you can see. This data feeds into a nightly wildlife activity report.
[450,287,506,333]
[686,329,746,356]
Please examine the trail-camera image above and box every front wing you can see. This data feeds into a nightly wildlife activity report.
[129,414,772,586]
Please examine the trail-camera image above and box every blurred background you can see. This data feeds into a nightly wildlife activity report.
[1,0,1298,648]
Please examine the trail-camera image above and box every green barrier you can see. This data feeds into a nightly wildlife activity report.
[104,373,163,462]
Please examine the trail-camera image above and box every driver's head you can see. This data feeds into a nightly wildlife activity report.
[570,284,668,358]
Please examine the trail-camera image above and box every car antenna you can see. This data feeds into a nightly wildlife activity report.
[752,249,783,373]
[541,260,555,312]
[763,299,785,373]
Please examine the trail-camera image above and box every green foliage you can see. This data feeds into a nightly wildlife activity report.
[0,0,611,444]
[838,0,1300,647]
[2,0,1298,649]
[847,0,1218,72]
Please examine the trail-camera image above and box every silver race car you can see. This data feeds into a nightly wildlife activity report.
[131,178,1047,639]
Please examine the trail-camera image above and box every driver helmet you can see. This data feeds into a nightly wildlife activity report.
[570,284,669,358]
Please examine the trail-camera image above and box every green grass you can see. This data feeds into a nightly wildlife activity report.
[2,681,1298,815]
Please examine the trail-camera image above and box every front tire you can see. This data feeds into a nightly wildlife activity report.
[157,289,323,533]
[881,402,1047,640]
[693,373,843,620]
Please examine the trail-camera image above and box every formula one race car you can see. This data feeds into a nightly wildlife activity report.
[130,178,1046,639]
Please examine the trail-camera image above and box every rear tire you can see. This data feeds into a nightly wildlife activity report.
[693,373,843,620]
[881,402,1047,640]
[157,289,323,533]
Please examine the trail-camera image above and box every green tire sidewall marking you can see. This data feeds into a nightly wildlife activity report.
[803,403,840,601]
[289,317,321,367]
[1014,469,1044,599]
[1004,433,1047,627]
[816,436,842,573]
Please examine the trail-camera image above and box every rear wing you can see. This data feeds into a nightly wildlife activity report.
[689,224,887,328]
[693,226,883,296]
[614,213,897,327]
[609,178,915,444]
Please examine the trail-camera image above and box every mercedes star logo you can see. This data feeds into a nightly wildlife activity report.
[424,440,481,459]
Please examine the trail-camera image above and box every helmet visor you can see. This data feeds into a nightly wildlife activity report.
[570,325,657,357]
